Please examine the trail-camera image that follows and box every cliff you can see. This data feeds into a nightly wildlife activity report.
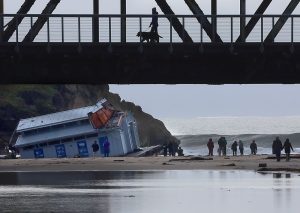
[0,85,178,149]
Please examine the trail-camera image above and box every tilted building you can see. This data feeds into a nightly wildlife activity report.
[15,99,140,158]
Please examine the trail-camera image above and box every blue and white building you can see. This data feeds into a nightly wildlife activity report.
[15,99,140,159]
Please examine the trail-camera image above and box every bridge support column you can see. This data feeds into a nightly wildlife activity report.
[240,0,246,42]
[211,0,217,42]
[121,0,126,43]
[93,0,99,43]
[0,0,3,42]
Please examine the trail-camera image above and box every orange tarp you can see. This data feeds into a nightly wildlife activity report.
[89,107,114,129]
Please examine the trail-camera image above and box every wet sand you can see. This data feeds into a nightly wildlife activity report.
[0,155,300,172]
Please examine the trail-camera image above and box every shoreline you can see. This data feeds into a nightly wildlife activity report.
[0,155,300,173]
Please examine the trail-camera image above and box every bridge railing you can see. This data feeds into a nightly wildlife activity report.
[0,14,300,44]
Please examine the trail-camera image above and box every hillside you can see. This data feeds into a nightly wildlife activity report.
[0,85,178,150]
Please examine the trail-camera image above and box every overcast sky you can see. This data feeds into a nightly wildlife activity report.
[4,1,300,119]
[109,84,300,119]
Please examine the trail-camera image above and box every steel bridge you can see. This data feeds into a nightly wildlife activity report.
[1,0,300,84]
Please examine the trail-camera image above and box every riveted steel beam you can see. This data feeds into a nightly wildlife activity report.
[23,0,61,42]
[155,0,193,43]
[265,0,300,43]
[2,0,37,42]
[184,0,222,43]
[236,0,272,42]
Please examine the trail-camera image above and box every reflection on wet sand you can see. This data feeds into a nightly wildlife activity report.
[0,170,299,213]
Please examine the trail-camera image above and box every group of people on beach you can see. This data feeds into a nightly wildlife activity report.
[162,142,184,157]
[207,136,294,161]
[272,137,294,162]
[207,137,255,157]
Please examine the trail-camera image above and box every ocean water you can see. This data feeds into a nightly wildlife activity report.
[0,171,300,213]
[162,116,300,156]
[163,116,300,135]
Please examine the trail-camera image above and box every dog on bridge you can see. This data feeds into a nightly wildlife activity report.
[136,31,163,43]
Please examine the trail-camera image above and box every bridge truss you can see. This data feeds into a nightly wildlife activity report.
[1,0,300,84]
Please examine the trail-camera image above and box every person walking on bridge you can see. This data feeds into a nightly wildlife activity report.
[149,7,159,34]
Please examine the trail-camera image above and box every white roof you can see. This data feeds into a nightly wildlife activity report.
[15,123,97,147]
[16,99,107,132]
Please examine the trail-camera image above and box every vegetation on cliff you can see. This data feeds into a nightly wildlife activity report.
[0,85,178,148]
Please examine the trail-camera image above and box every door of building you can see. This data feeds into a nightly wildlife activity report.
[33,148,44,158]
[77,140,89,157]
[55,144,66,158]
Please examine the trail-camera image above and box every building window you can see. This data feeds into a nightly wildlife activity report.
[74,136,85,141]
[48,140,60,146]
[86,133,98,138]
[61,138,73,143]
[23,145,35,150]
[39,143,47,147]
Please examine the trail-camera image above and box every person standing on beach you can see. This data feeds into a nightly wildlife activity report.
[231,141,238,156]
[163,143,168,157]
[273,137,283,162]
[207,138,214,156]
[223,137,227,156]
[250,140,257,155]
[168,141,173,156]
[238,140,244,155]
[217,137,223,156]
[217,137,227,156]
[103,139,110,157]
[283,138,294,161]
[92,141,99,157]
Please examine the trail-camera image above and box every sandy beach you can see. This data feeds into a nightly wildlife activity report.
[0,155,299,172]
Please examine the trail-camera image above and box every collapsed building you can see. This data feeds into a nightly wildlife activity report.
[14,99,140,158]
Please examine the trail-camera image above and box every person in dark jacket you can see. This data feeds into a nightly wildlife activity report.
[177,146,184,156]
[149,7,159,34]
[238,140,244,156]
[218,137,227,156]
[283,138,294,161]
[231,141,238,156]
[163,144,168,157]
[207,138,214,156]
[250,140,257,155]
[92,141,100,157]
[222,137,227,156]
[217,137,222,156]
[272,137,283,162]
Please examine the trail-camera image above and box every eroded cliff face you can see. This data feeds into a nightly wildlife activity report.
[0,85,178,147]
